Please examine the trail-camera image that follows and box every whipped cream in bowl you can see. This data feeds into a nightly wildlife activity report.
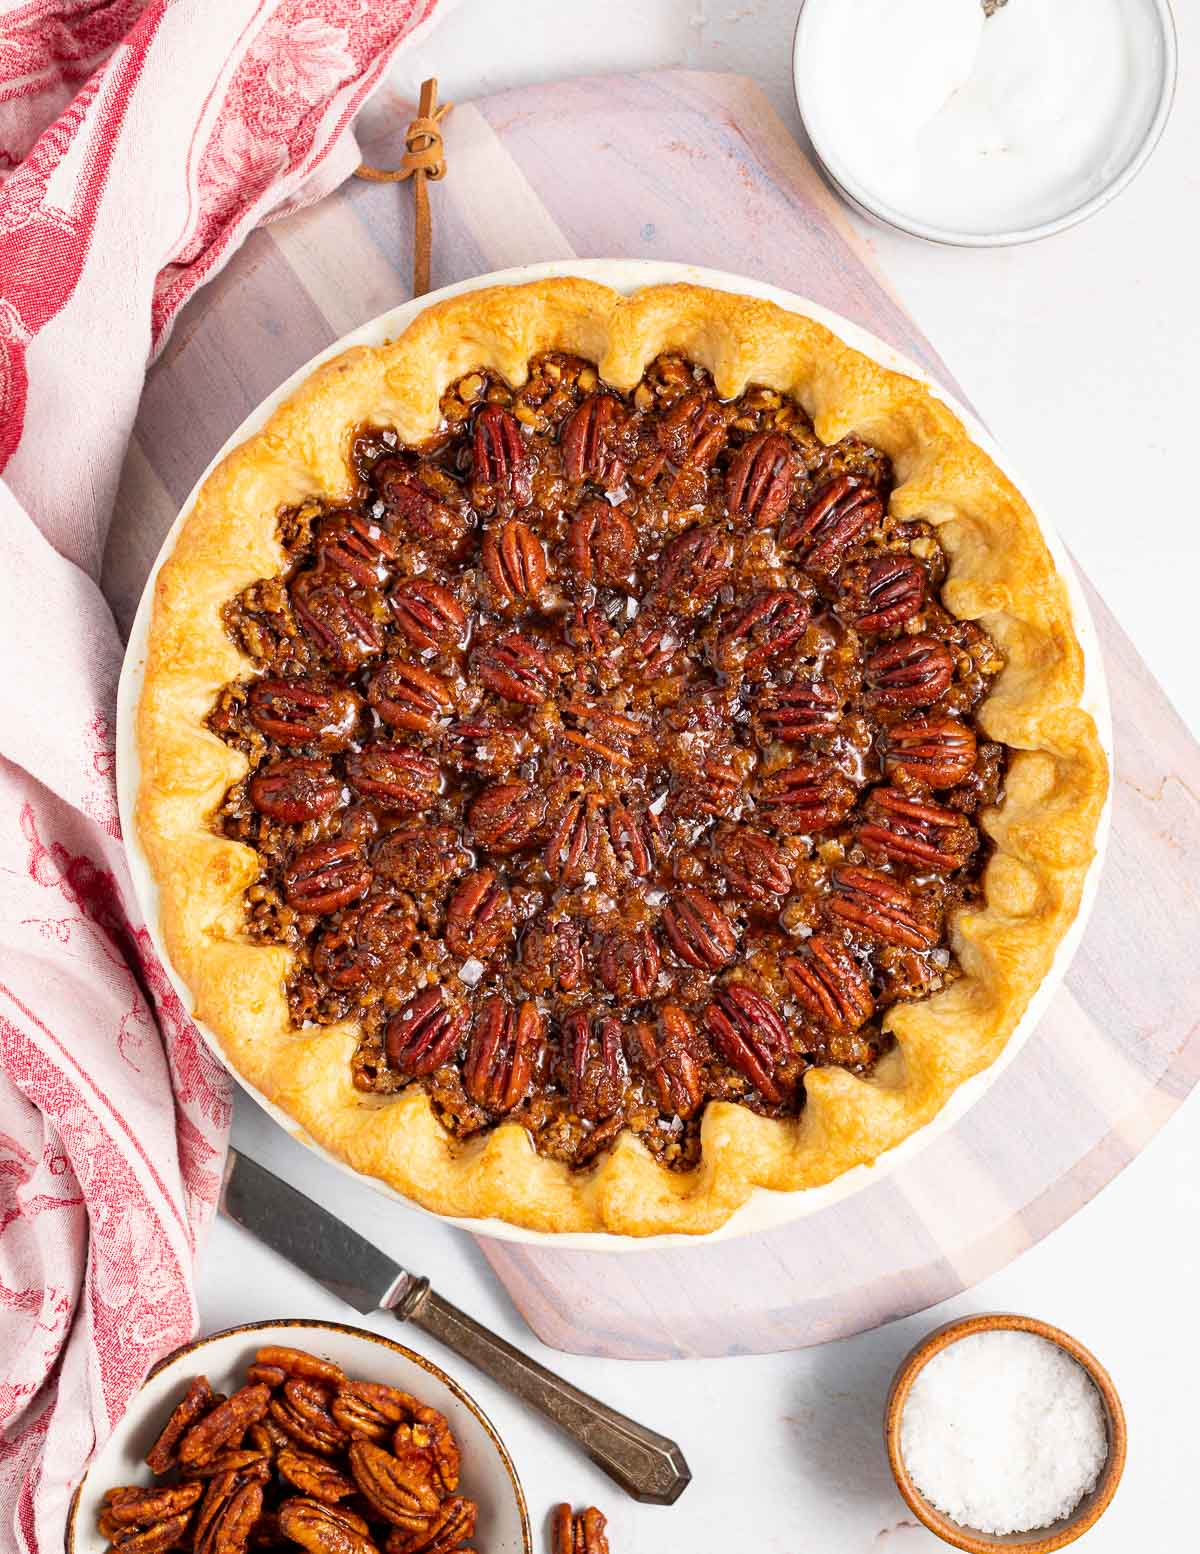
[792,0,1177,246]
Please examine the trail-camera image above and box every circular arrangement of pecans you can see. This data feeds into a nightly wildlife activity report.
[210,350,1007,1172]
[97,1346,478,1554]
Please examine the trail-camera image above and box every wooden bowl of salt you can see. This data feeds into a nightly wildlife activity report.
[885,1313,1126,1552]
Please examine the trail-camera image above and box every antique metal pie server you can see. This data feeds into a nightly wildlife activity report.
[219,1147,691,1503]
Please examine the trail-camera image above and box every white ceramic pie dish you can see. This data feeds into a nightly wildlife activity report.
[116,258,1113,1250]
[65,1318,532,1554]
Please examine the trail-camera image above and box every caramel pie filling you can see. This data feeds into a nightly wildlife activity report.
[209,353,1006,1171]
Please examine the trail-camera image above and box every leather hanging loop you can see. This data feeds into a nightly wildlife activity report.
[356,78,452,298]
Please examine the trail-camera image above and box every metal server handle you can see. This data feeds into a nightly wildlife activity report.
[394,1280,691,1505]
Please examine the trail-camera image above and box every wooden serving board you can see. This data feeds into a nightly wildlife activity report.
[109,71,1200,1359]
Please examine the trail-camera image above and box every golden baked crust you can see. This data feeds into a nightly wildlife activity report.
[137,280,1107,1235]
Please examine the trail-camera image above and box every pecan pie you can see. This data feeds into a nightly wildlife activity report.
[137,281,1107,1235]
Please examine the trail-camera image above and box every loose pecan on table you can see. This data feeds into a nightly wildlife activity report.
[552,1503,610,1554]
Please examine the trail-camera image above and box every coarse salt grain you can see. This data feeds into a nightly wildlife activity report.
[900,1331,1107,1536]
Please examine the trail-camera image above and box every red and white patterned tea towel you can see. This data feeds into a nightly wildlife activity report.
[0,3,444,1545]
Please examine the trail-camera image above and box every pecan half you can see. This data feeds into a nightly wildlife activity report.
[562,394,626,488]
[756,758,856,833]
[347,1439,441,1530]
[606,800,662,876]
[344,746,442,811]
[782,474,882,569]
[783,936,874,1031]
[464,997,543,1113]
[374,826,465,891]
[718,589,810,672]
[331,1382,418,1443]
[516,914,583,996]
[277,1498,379,1554]
[558,700,644,768]
[368,658,454,733]
[713,824,792,901]
[468,780,546,852]
[544,794,606,883]
[650,524,732,614]
[704,983,790,1103]
[597,922,661,1000]
[178,1385,270,1468]
[884,715,977,789]
[828,866,937,948]
[277,1448,354,1504]
[661,887,737,970]
[284,838,372,915]
[292,571,384,671]
[388,578,467,653]
[624,619,687,679]
[725,430,795,527]
[472,404,531,505]
[313,895,418,989]
[182,1449,271,1482]
[566,497,636,585]
[374,459,472,560]
[319,511,400,588]
[631,1005,705,1119]
[246,1364,286,1388]
[385,1496,476,1554]
[755,679,841,743]
[473,631,553,704]
[247,679,360,750]
[562,1011,626,1121]
[392,1406,459,1495]
[444,869,514,959]
[269,1380,349,1456]
[145,1376,216,1474]
[858,788,977,870]
[553,1504,610,1554]
[254,1347,346,1387]
[248,758,341,823]
[659,389,729,469]
[192,1471,263,1554]
[660,391,729,499]
[865,634,953,707]
[849,554,926,632]
[386,989,468,1078]
[482,519,547,606]
[99,1482,203,1550]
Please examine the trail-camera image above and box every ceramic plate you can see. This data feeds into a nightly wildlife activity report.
[67,1319,532,1554]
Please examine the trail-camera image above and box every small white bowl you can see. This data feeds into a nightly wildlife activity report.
[792,0,1178,247]
[67,1319,532,1554]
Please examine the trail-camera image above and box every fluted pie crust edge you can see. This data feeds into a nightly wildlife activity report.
[137,280,1108,1236]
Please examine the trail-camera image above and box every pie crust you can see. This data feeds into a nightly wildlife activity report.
[136,280,1108,1235]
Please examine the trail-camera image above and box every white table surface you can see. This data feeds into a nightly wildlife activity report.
[200,4,1199,1548]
